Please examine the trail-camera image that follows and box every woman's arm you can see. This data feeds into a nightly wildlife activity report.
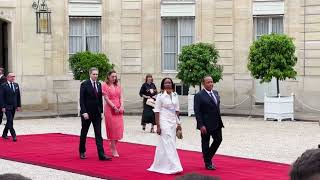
[139,83,150,98]
[175,94,181,125]
[120,86,124,111]
[155,112,160,135]
[154,95,162,135]
[152,84,157,99]
[104,95,116,109]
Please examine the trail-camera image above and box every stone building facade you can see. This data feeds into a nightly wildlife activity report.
[0,0,319,112]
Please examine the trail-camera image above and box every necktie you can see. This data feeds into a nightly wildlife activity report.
[93,82,98,97]
[10,82,15,92]
[209,92,217,105]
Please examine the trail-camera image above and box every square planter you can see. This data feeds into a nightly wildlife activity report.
[188,94,195,116]
[264,95,294,122]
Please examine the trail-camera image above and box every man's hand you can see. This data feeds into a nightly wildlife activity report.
[16,107,21,112]
[156,126,161,135]
[200,126,207,135]
[82,113,89,120]
[2,108,5,113]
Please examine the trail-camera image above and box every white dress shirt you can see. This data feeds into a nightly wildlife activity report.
[204,88,217,104]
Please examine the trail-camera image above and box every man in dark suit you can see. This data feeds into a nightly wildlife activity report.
[1,73,21,142]
[0,68,7,125]
[194,75,224,170]
[79,67,111,161]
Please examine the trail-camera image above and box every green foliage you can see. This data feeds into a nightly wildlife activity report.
[69,51,114,81]
[248,34,298,83]
[176,42,223,88]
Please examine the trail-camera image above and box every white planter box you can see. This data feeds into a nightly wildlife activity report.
[264,95,294,122]
[188,94,195,116]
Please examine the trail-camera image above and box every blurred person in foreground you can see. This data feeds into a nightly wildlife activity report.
[0,173,31,180]
[290,148,320,180]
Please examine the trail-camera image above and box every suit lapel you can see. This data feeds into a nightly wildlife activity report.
[6,82,14,94]
[87,80,95,96]
[202,89,216,106]
[213,91,220,104]
[97,82,101,94]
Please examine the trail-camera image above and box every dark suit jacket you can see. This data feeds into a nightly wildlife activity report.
[194,89,224,132]
[0,75,6,85]
[0,82,21,110]
[80,80,103,115]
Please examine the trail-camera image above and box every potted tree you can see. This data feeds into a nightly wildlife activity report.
[69,51,114,115]
[69,51,114,81]
[247,34,298,121]
[177,42,223,116]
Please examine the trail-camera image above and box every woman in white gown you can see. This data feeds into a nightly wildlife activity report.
[147,77,183,174]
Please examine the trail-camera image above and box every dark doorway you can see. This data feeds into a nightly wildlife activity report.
[0,19,8,74]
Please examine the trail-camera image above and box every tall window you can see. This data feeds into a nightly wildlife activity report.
[69,17,101,56]
[254,16,283,39]
[162,17,194,72]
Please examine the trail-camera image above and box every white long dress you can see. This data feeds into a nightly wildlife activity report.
[147,91,183,174]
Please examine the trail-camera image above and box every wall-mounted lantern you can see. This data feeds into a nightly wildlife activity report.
[32,0,51,33]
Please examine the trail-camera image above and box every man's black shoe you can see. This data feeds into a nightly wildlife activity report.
[80,153,87,159]
[2,135,8,140]
[205,164,216,170]
[99,155,112,161]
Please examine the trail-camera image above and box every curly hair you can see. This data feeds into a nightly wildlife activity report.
[290,148,320,180]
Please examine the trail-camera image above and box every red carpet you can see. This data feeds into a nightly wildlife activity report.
[0,133,290,180]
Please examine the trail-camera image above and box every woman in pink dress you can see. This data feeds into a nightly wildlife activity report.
[102,70,124,157]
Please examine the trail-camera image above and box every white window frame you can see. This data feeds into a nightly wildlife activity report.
[253,15,283,40]
[69,17,101,56]
[161,17,194,73]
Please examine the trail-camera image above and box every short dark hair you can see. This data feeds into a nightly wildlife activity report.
[0,174,31,180]
[176,173,220,180]
[89,67,98,75]
[160,77,174,92]
[290,148,320,180]
[202,75,213,83]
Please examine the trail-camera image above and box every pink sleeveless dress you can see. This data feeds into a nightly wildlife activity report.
[102,83,124,140]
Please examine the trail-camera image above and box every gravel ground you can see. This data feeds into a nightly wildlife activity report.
[0,116,319,180]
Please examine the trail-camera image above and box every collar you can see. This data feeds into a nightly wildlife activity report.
[90,79,97,84]
[204,88,213,94]
[8,81,13,84]
[163,90,176,97]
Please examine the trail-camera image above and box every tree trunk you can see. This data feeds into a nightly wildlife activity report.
[199,83,202,92]
[276,78,280,96]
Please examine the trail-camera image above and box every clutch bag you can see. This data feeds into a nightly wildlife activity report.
[176,125,183,139]
[146,98,155,107]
